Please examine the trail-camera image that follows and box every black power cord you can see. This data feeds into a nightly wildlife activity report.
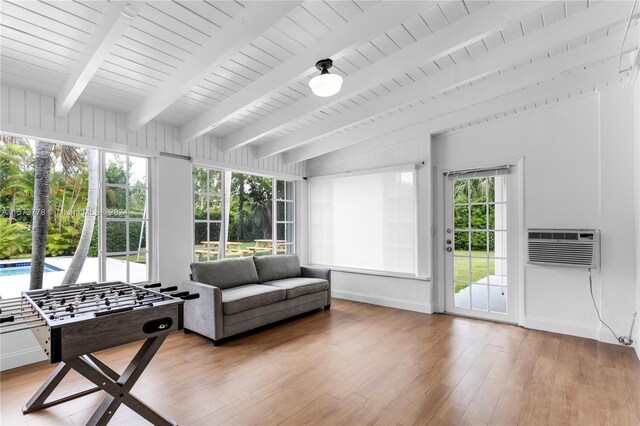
[588,268,634,346]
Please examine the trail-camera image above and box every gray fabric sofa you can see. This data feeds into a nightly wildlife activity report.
[182,255,331,344]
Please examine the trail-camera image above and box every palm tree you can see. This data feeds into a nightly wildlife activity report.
[454,177,495,202]
[28,142,99,289]
[61,149,98,285]
[30,141,54,290]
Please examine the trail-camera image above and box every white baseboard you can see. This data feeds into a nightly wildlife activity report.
[0,346,46,372]
[524,317,600,340]
[524,316,633,347]
[333,289,434,314]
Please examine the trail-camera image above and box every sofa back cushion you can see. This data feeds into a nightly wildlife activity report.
[254,255,301,283]
[190,257,259,289]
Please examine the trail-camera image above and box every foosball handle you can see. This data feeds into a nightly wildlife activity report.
[180,294,200,300]
[169,291,189,298]
[143,283,161,288]
[159,286,178,293]
[0,315,15,324]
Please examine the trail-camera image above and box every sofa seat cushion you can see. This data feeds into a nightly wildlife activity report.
[191,257,259,290]
[254,255,301,283]
[221,284,286,315]
[263,277,329,300]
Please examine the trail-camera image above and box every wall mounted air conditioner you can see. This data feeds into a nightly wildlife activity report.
[527,229,600,269]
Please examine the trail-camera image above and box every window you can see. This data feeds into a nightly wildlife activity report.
[192,166,295,260]
[103,153,150,283]
[193,168,222,261]
[229,172,273,256]
[309,167,416,274]
[276,180,295,254]
[0,137,152,298]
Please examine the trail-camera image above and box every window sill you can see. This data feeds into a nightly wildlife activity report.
[309,264,430,281]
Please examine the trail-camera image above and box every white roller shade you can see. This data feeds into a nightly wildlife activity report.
[309,167,416,274]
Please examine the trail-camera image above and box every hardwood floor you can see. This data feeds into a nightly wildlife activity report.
[1,299,639,425]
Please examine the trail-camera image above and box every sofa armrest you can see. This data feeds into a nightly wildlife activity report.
[181,280,224,341]
[301,266,331,306]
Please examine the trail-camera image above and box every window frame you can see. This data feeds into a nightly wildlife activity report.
[192,165,296,261]
[275,180,295,255]
[100,151,152,283]
[193,168,224,262]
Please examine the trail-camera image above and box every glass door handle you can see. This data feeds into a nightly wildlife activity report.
[445,247,452,252]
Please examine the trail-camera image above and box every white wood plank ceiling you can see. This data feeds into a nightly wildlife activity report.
[1,1,638,164]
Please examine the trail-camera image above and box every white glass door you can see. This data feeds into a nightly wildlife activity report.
[444,169,519,323]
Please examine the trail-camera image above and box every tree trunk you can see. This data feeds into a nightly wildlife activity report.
[61,150,98,285]
[8,189,16,225]
[30,141,54,290]
[58,188,66,233]
[68,178,83,215]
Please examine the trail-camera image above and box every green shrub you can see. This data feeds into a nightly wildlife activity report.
[454,198,496,251]
[0,218,30,259]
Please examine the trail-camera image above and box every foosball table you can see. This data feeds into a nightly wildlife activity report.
[0,281,199,426]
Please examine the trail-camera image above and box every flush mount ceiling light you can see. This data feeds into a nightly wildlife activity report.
[309,58,343,97]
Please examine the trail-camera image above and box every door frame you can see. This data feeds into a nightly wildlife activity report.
[435,157,525,326]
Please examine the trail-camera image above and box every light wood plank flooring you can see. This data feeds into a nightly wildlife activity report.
[1,299,639,425]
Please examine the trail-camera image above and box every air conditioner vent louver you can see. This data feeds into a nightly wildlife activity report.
[527,229,600,269]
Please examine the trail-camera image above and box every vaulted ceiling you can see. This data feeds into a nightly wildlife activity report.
[1,1,638,165]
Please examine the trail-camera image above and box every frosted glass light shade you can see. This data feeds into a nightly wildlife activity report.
[309,73,343,97]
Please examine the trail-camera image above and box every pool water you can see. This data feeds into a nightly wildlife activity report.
[0,262,64,277]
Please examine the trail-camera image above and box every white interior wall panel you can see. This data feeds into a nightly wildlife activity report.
[600,87,638,344]
[635,78,640,360]
[0,85,305,178]
[433,92,637,344]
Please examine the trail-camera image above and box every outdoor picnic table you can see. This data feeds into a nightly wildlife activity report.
[247,239,287,255]
[195,241,250,260]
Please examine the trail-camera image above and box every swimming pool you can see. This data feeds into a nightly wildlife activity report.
[0,262,64,277]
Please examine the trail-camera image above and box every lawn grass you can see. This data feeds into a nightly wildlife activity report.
[454,250,495,293]
[113,253,147,264]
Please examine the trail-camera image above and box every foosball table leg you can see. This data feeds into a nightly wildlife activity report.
[66,334,176,426]
[23,335,176,426]
[22,363,101,413]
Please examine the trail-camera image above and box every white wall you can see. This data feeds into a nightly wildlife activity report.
[434,90,637,343]
[0,329,46,371]
[0,85,306,370]
[155,155,193,288]
[307,136,434,313]
[634,77,640,360]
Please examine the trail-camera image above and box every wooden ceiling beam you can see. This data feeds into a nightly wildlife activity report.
[302,55,624,167]
[283,34,622,164]
[257,1,632,160]
[221,1,546,153]
[180,1,433,145]
[125,1,300,131]
[55,1,144,117]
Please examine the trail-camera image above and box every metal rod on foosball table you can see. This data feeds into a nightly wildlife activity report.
[0,298,29,311]
[28,285,170,311]
[0,318,46,334]
[27,286,162,312]
[36,294,167,318]
[24,283,164,307]
[37,289,149,311]
[27,284,132,304]
[35,295,165,319]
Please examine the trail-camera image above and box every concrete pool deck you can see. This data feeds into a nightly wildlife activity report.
[0,257,147,298]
